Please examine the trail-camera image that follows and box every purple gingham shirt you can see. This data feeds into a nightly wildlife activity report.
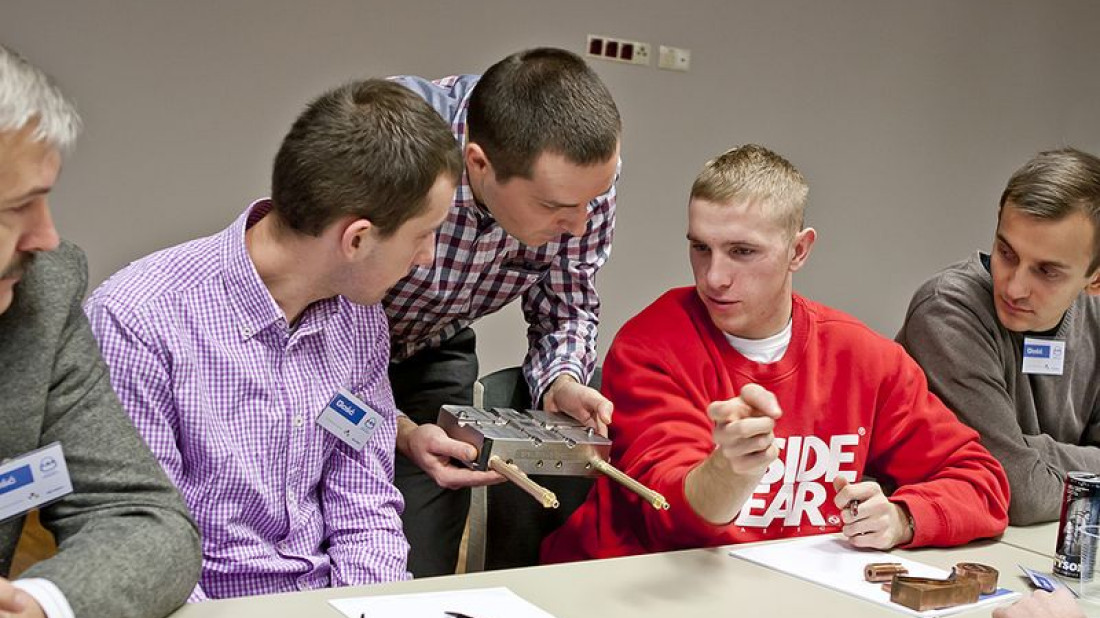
[388,75,617,403]
[84,201,409,601]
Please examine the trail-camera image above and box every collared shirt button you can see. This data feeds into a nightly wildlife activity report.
[293,414,304,427]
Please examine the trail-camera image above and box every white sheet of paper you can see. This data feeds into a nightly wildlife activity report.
[327,586,556,618]
[729,536,1020,617]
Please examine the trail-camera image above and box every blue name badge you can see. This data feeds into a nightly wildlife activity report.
[1022,337,1066,376]
[315,388,384,450]
[0,442,73,523]
[1018,565,1076,596]
[1025,343,1050,357]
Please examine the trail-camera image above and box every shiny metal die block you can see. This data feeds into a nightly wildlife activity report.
[437,405,611,476]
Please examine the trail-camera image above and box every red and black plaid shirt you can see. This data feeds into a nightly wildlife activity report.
[385,75,617,402]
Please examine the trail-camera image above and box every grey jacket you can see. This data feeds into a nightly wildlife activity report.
[898,252,1100,525]
[0,242,201,617]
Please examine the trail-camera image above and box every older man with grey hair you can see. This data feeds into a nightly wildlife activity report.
[0,44,201,618]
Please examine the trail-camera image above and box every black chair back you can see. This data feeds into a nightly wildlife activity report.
[478,366,601,570]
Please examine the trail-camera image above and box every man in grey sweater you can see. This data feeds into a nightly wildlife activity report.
[898,148,1100,525]
[0,45,201,617]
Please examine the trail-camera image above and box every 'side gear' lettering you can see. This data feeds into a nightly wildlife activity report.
[735,433,861,527]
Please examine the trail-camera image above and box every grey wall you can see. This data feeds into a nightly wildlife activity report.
[3,1,1099,375]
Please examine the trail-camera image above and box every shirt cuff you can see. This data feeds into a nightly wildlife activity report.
[187,583,209,603]
[12,578,75,618]
[532,364,587,406]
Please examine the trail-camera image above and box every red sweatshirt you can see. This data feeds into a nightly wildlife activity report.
[541,288,1009,564]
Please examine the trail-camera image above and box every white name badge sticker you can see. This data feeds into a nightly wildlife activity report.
[1022,337,1066,376]
[0,442,73,523]
[316,388,384,450]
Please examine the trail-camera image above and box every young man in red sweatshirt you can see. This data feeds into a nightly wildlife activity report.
[541,144,1010,563]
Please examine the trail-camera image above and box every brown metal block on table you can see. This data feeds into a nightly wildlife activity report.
[864,562,908,582]
[952,563,999,595]
[890,575,980,611]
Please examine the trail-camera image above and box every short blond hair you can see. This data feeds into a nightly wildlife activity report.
[690,144,808,238]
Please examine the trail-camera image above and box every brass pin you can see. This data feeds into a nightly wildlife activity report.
[488,456,559,508]
[590,458,670,511]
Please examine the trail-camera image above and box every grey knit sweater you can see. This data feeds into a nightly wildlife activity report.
[0,241,201,617]
[898,251,1100,525]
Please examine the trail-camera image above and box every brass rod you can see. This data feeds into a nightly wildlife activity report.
[488,456,559,509]
[591,458,670,510]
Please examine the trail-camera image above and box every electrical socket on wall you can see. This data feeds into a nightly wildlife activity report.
[586,34,651,66]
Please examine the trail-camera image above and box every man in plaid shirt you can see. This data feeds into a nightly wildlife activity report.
[387,48,621,577]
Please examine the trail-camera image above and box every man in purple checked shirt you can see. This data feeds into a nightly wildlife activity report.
[84,80,462,601]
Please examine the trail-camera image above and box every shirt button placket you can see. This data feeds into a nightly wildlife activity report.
[281,337,301,538]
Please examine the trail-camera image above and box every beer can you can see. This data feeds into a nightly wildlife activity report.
[1053,471,1100,579]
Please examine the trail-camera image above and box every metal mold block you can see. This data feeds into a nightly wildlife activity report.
[437,405,611,476]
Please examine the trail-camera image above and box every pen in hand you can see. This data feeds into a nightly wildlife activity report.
[833,476,859,519]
